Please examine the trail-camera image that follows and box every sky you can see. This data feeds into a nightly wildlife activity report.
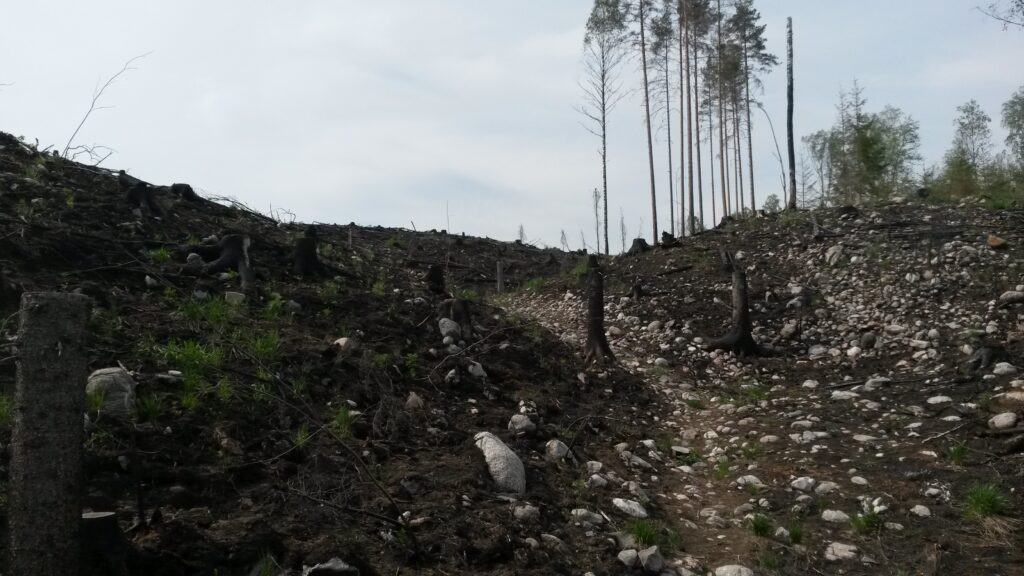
[2,1,1022,251]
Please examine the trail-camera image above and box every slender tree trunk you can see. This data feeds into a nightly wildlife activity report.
[639,1,659,243]
[9,292,92,576]
[680,1,693,236]
[716,0,728,219]
[602,107,610,254]
[583,255,615,365]
[694,41,704,230]
[734,97,745,214]
[663,49,676,238]
[786,17,797,210]
[708,56,717,226]
[743,38,756,212]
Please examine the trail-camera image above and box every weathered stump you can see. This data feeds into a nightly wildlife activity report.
[707,267,759,357]
[437,298,473,338]
[293,226,326,277]
[204,234,255,290]
[496,260,505,293]
[583,256,615,366]
[9,292,92,575]
[626,238,651,255]
[425,265,446,296]
[81,512,129,576]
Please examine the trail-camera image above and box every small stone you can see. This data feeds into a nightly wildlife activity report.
[988,233,1007,249]
[926,395,952,405]
[612,498,648,518]
[468,361,487,379]
[571,508,604,525]
[438,318,461,338]
[791,477,816,491]
[831,390,859,401]
[586,461,603,474]
[86,368,136,419]
[224,291,245,305]
[825,542,859,561]
[822,510,850,523]
[654,357,670,367]
[736,475,765,489]
[333,337,359,353]
[994,362,1018,376]
[404,392,424,411]
[545,439,570,461]
[638,545,664,571]
[851,476,869,486]
[989,412,1019,430]
[508,414,537,435]
[714,566,755,576]
[303,557,359,575]
[473,432,525,494]
[618,549,639,568]
[513,504,540,522]
[910,505,931,517]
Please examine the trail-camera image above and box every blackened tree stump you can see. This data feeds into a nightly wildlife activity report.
[583,255,615,366]
[707,266,760,357]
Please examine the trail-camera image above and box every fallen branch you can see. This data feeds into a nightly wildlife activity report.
[921,423,968,444]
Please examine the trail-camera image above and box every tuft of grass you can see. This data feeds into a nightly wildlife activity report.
[370,278,386,297]
[147,246,172,264]
[160,339,223,374]
[176,298,233,329]
[625,519,659,547]
[179,372,209,411]
[749,513,774,537]
[569,258,588,280]
[756,549,780,571]
[685,397,706,410]
[740,443,764,460]
[385,236,406,250]
[86,389,106,413]
[332,404,359,438]
[739,385,766,404]
[522,277,546,291]
[713,461,731,480]
[946,440,968,466]
[136,393,163,422]
[403,353,421,378]
[850,511,882,535]
[964,483,1007,519]
[214,377,234,403]
[289,377,308,397]
[244,331,281,364]
[293,423,312,448]
[675,449,700,466]
[786,518,804,544]
[321,281,340,299]
[0,394,11,426]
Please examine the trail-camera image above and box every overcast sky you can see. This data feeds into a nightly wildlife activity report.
[2,1,1021,250]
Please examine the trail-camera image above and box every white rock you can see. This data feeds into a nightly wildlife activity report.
[910,505,931,517]
[545,439,570,461]
[791,477,816,492]
[988,412,1019,430]
[926,395,952,405]
[224,291,245,305]
[405,392,424,411]
[571,508,604,525]
[831,390,859,401]
[438,318,461,338]
[333,337,359,352]
[994,362,1018,376]
[736,475,765,489]
[513,504,540,522]
[851,476,869,486]
[654,357,670,367]
[617,549,639,568]
[612,498,648,518]
[86,367,136,419]
[714,566,755,576]
[825,542,859,561]
[822,510,850,523]
[507,414,536,435]
[638,546,664,571]
[847,346,862,358]
[473,432,525,494]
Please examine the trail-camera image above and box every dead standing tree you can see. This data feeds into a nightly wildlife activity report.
[583,255,615,366]
[706,251,759,356]
[8,292,92,575]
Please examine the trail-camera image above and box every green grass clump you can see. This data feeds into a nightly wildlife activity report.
[244,331,281,364]
[946,440,968,466]
[850,511,881,534]
[739,385,766,403]
[176,298,232,329]
[675,449,700,466]
[964,483,1007,518]
[685,397,706,410]
[786,518,804,544]
[624,520,680,553]
[136,393,163,421]
[147,246,172,264]
[370,278,386,297]
[522,277,546,291]
[713,461,731,480]
[332,404,359,438]
[403,353,421,378]
[749,513,774,537]
[293,423,312,448]
[160,339,223,374]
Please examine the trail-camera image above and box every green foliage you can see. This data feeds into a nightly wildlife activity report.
[177,298,233,329]
[86,389,106,413]
[147,247,172,264]
[160,339,223,374]
[136,393,163,421]
[749,513,774,537]
[850,511,882,534]
[685,397,705,410]
[740,443,763,460]
[762,194,782,213]
[332,403,359,438]
[739,384,766,404]
[64,188,75,208]
[370,277,386,297]
[180,372,209,411]
[214,377,234,403]
[624,520,680,554]
[403,353,421,378]
[713,461,731,480]
[786,518,804,544]
[522,277,546,291]
[964,483,1007,518]
[570,258,588,280]
[244,331,281,364]
[293,423,312,448]
[675,449,700,466]
[947,440,969,466]
[385,236,406,249]
[321,281,340,300]
[756,549,780,571]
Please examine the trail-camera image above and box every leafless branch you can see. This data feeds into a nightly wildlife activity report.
[62,52,152,158]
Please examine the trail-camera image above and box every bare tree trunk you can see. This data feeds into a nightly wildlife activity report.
[602,103,610,254]
[734,100,745,214]
[717,0,728,219]
[708,54,717,226]
[663,48,676,238]
[743,39,757,212]
[681,2,695,235]
[583,255,615,366]
[786,17,797,210]
[694,43,705,230]
[496,260,504,293]
[639,1,659,244]
[9,292,92,576]
[707,265,759,356]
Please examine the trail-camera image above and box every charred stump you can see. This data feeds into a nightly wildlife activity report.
[204,234,255,290]
[626,238,651,255]
[9,292,92,576]
[583,255,615,366]
[437,298,473,338]
[707,266,759,357]
[170,183,200,202]
[660,231,679,248]
[425,265,446,296]
[293,226,327,277]
[120,171,163,218]
[81,512,129,576]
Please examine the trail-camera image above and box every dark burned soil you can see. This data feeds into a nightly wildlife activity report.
[1,132,1022,576]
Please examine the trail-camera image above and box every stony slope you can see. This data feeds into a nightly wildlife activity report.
[506,204,1024,575]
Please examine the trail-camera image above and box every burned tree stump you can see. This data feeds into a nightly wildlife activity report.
[81,512,129,576]
[9,292,92,576]
[204,234,255,290]
[437,298,473,338]
[293,225,327,277]
[120,170,163,218]
[583,255,615,366]
[707,264,760,357]
[626,238,651,255]
[660,231,679,248]
[425,265,446,296]
[170,182,200,202]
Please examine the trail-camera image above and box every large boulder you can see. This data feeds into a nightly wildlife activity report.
[86,368,136,419]
[473,432,525,494]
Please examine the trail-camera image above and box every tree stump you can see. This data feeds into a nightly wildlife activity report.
[81,512,129,576]
[425,265,446,296]
[437,298,473,338]
[626,238,651,255]
[496,260,505,293]
[583,256,615,366]
[170,182,200,202]
[119,171,163,218]
[707,266,759,357]
[293,226,326,277]
[204,234,255,290]
[9,292,92,576]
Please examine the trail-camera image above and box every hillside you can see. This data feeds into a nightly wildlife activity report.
[0,131,1022,576]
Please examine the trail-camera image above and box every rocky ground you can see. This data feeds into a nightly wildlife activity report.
[507,205,1024,575]
[0,130,1021,576]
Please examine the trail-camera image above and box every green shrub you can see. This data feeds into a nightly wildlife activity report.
[332,404,359,438]
[964,484,1007,518]
[749,513,774,537]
